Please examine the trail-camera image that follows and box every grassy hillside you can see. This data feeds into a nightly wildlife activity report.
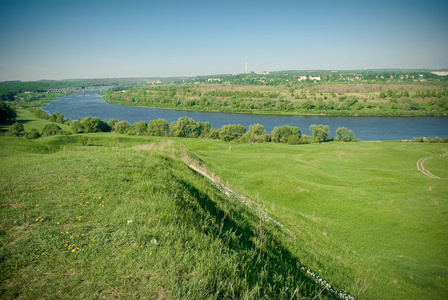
[176,138,448,299]
[0,135,337,299]
[1,109,447,299]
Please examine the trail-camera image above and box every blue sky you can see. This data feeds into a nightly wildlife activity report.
[1,0,447,81]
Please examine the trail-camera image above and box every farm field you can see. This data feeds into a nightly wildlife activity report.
[176,138,448,299]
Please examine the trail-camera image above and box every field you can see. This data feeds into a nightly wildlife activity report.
[175,138,448,299]
[1,112,447,299]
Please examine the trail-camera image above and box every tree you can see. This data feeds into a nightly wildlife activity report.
[33,109,49,120]
[0,102,17,123]
[133,121,148,135]
[49,112,64,124]
[147,119,169,136]
[113,121,131,134]
[335,127,355,142]
[80,117,110,133]
[70,121,83,133]
[219,125,236,141]
[169,117,200,138]
[42,123,62,136]
[271,125,301,143]
[108,118,118,128]
[7,122,24,136]
[24,128,41,140]
[309,124,329,143]
[241,123,269,143]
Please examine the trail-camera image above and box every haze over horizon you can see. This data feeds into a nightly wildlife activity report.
[1,0,447,82]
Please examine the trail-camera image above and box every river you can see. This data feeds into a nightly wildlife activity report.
[41,90,448,141]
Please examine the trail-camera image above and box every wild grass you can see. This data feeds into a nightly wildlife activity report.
[175,138,448,299]
[0,135,336,299]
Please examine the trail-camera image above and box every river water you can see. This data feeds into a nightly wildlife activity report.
[41,91,448,141]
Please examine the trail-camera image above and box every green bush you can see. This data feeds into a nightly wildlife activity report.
[24,128,41,139]
[42,123,63,136]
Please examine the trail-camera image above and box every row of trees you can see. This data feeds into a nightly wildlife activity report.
[30,109,355,143]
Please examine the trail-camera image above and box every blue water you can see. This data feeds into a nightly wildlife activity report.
[41,91,448,141]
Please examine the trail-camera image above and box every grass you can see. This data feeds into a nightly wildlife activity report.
[1,111,447,299]
[0,134,337,299]
[175,138,448,299]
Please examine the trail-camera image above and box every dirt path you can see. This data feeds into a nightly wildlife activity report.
[416,148,447,179]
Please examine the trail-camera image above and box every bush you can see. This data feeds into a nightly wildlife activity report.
[24,128,41,139]
[7,122,24,136]
[335,127,355,142]
[42,123,63,136]
[287,135,300,145]
[33,109,50,120]
[147,119,169,136]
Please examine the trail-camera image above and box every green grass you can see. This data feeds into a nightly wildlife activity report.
[175,138,448,299]
[2,112,447,299]
[0,109,73,134]
[0,135,336,299]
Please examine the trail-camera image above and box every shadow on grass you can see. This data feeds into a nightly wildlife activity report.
[173,167,337,299]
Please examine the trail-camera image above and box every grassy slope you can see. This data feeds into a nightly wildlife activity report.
[176,138,448,299]
[0,135,335,299]
[0,109,73,134]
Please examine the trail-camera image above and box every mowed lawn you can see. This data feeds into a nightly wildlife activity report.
[177,139,448,299]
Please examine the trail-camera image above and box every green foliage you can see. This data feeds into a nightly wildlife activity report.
[147,119,169,136]
[113,120,132,134]
[309,124,329,143]
[240,124,270,143]
[169,117,203,138]
[33,109,50,120]
[271,125,301,143]
[335,127,355,142]
[24,128,41,140]
[6,122,24,136]
[79,117,110,133]
[219,124,247,142]
[0,102,17,123]
[133,121,148,136]
[42,123,63,136]
[48,112,65,124]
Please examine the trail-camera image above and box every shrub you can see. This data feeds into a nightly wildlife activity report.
[42,123,62,136]
[287,135,300,145]
[335,127,355,142]
[147,119,169,136]
[7,122,24,136]
[24,128,41,139]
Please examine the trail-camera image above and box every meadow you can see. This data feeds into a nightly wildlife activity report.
[175,138,448,299]
[1,111,447,299]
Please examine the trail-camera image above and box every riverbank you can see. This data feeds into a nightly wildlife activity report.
[101,82,448,117]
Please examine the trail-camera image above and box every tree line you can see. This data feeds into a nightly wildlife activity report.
[103,86,448,117]
[11,109,356,144]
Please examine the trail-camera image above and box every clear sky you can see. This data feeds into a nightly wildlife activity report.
[1,0,447,81]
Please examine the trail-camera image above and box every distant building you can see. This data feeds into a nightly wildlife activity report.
[308,76,321,81]
[431,71,448,76]
[298,76,307,81]
[24,91,31,94]
[207,78,221,82]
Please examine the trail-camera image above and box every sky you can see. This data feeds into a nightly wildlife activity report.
[1,0,447,81]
